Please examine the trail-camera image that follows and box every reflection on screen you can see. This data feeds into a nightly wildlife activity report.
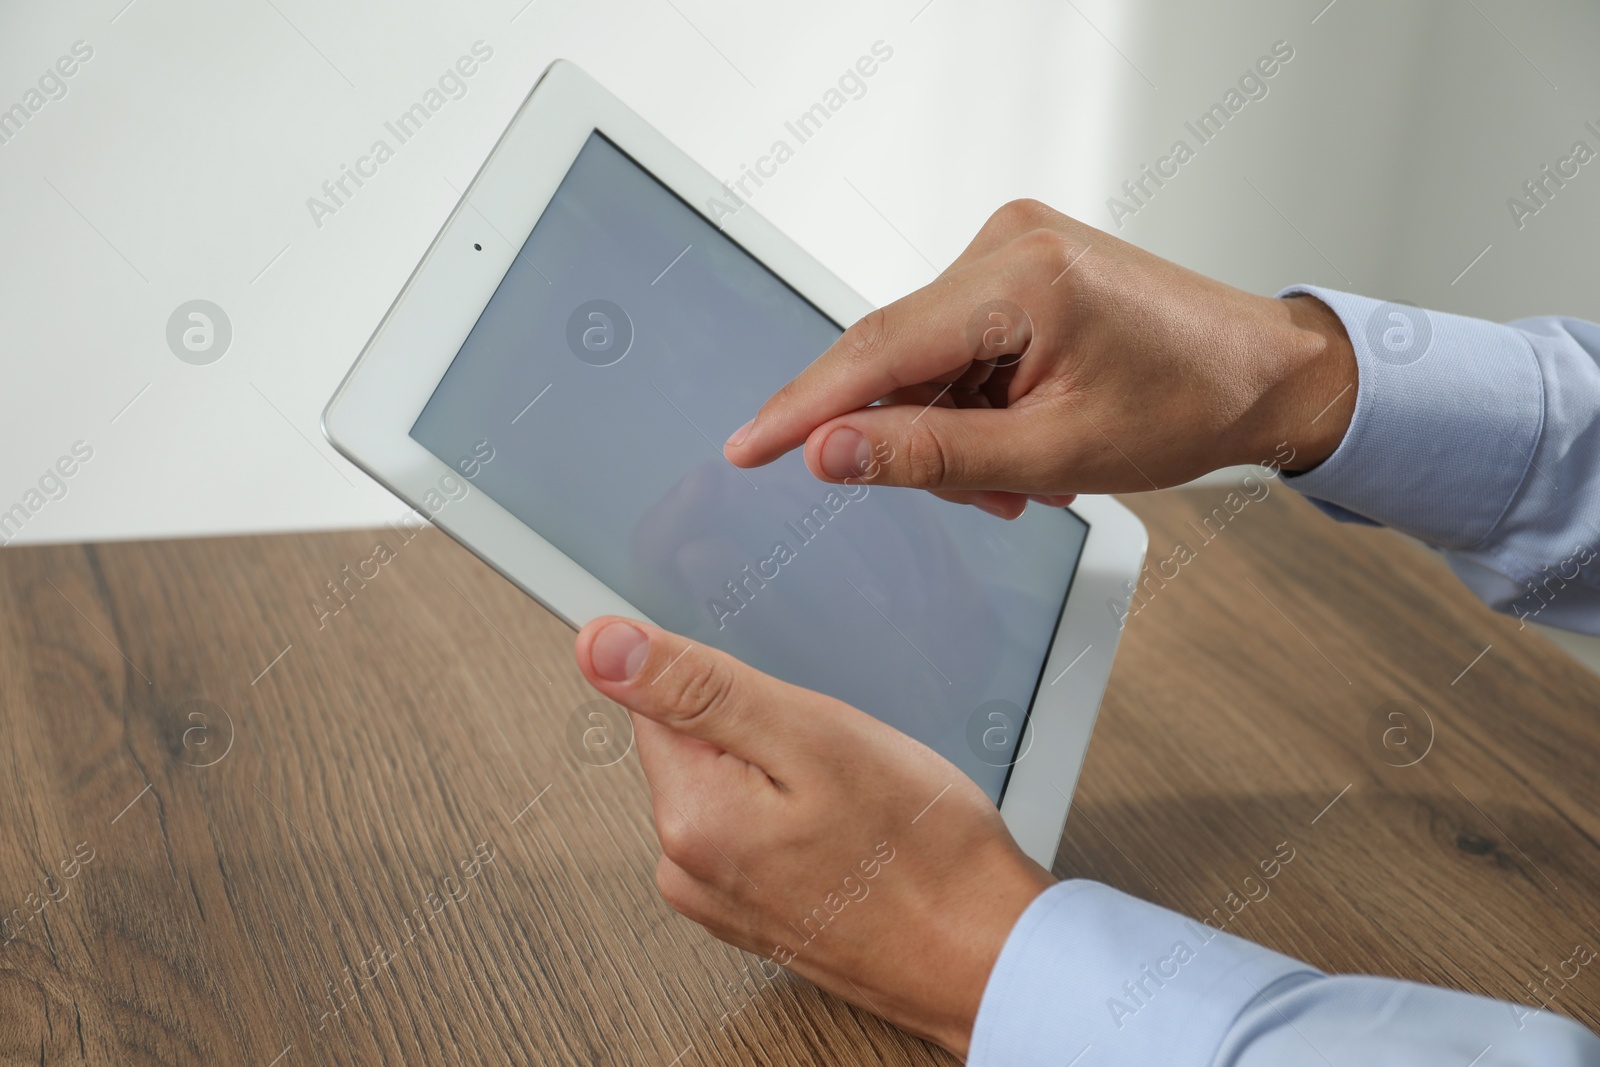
[411,132,1087,801]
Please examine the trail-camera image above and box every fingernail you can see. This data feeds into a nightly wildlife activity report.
[725,418,755,449]
[592,621,648,681]
[976,503,1007,518]
[819,427,872,479]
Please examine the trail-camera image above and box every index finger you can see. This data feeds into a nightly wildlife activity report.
[722,202,1077,469]
[723,283,987,469]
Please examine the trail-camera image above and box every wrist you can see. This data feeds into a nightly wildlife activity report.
[921,850,1056,1058]
[1246,294,1358,472]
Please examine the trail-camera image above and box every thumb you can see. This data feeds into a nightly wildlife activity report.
[575,617,805,768]
[803,403,1063,495]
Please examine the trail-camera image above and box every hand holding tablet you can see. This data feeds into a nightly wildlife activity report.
[723,198,1359,512]
[324,60,1146,863]
[317,58,1371,1059]
[572,613,1054,1058]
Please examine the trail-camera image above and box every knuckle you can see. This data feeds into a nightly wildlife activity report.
[902,420,953,488]
[990,198,1054,234]
[661,652,734,729]
[656,811,697,867]
[654,855,698,917]
[838,308,892,370]
[767,373,803,415]
[1010,227,1080,278]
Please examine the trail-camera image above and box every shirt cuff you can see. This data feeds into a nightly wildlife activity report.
[1276,286,1545,551]
[968,880,1318,1067]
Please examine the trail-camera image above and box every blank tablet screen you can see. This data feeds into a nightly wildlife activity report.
[411,131,1088,801]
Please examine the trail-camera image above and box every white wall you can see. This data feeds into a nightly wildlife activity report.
[1,0,1595,545]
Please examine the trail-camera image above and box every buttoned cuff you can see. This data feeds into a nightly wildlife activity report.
[1276,286,1545,551]
[968,880,1317,1067]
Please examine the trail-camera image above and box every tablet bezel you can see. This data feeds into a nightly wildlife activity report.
[322,59,1147,865]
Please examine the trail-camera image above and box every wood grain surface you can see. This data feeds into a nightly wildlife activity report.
[0,484,1597,1065]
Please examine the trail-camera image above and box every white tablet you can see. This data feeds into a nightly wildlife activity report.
[322,60,1147,865]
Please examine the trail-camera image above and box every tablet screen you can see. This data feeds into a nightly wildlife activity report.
[411,132,1088,801]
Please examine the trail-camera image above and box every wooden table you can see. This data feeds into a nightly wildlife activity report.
[2,486,1598,1065]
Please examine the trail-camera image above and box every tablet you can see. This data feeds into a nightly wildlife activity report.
[322,60,1147,865]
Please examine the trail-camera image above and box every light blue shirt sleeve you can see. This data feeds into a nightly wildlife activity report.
[1278,285,1600,635]
[969,881,1600,1066]
[970,290,1600,1065]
